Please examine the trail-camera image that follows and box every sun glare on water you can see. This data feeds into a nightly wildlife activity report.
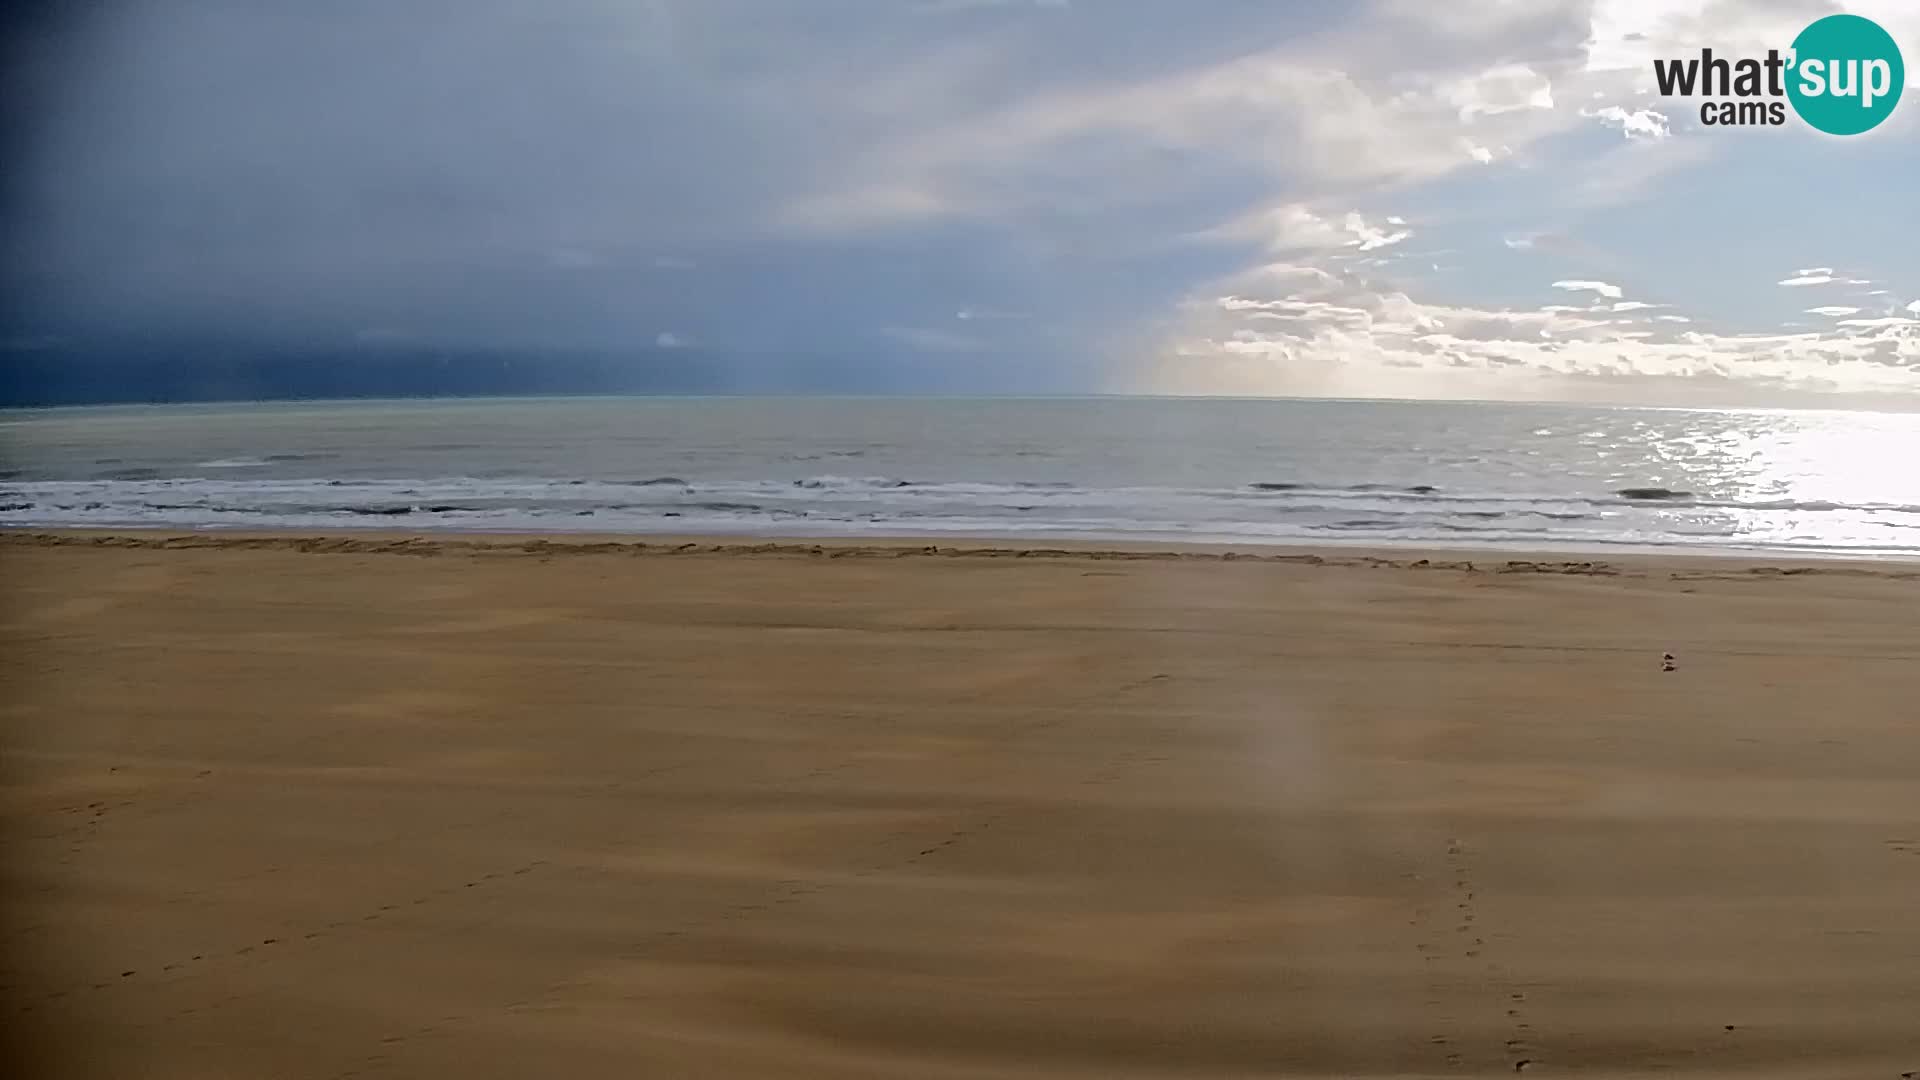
[1726,411,1920,509]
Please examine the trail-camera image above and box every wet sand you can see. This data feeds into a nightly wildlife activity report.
[4,531,1920,1078]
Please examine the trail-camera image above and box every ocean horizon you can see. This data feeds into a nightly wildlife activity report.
[9,394,1920,557]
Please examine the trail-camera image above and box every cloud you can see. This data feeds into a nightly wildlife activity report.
[777,16,1599,234]
[1441,63,1555,120]
[1836,318,1920,329]
[1344,212,1413,252]
[1582,105,1670,138]
[1147,258,1920,403]
[1585,0,1840,80]
[1211,205,1412,255]
[5,0,1913,406]
[1909,301,1920,315]
[1779,270,1878,288]
[1610,301,1662,312]
[1463,142,1509,165]
[655,331,688,348]
[1805,306,1861,317]
[1552,280,1624,300]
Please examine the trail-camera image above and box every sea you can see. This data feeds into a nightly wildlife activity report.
[6,395,1920,557]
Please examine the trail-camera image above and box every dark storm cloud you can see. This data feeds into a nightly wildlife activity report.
[13,2,804,338]
[4,0,1615,398]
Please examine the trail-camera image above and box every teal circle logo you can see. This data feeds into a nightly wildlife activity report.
[1787,14,1904,135]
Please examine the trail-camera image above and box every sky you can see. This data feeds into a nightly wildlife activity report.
[3,0,1919,405]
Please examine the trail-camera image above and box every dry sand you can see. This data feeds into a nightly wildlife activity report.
[4,531,1920,1078]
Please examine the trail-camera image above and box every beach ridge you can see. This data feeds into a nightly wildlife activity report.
[4,528,1909,580]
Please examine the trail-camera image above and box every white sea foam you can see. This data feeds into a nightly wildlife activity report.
[3,472,1920,556]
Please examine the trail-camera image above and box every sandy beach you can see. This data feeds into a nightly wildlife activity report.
[5,530,1920,1078]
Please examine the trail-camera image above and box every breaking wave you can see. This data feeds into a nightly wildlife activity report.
[4,472,1920,556]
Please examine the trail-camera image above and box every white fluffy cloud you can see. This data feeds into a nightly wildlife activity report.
[1583,105,1669,138]
[1209,205,1413,255]
[1148,260,1920,403]
[1838,317,1920,329]
[1806,306,1861,317]
[1442,63,1555,119]
[1343,212,1413,252]
[1781,273,1874,287]
[1552,280,1624,300]
[778,13,1598,233]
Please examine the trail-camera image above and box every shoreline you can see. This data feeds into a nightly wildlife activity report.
[6,526,1918,578]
